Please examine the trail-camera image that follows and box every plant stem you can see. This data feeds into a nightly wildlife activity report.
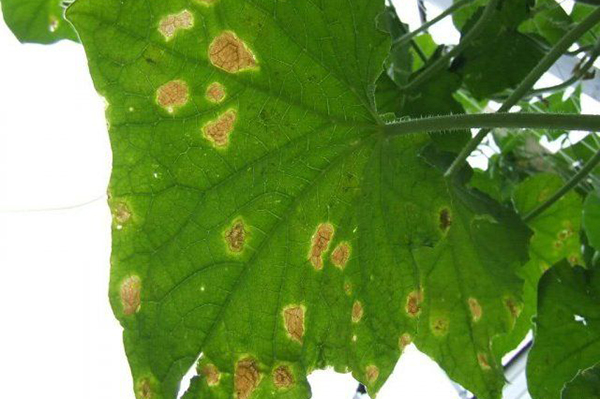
[401,0,499,91]
[394,0,474,48]
[384,113,600,136]
[444,6,600,179]
[523,148,600,222]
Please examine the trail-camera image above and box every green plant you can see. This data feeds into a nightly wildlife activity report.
[2,0,600,398]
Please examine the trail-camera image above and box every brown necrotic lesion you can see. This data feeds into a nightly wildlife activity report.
[158,10,194,40]
[283,305,305,342]
[204,109,238,148]
[308,223,334,270]
[156,80,189,112]
[206,82,226,103]
[235,358,261,399]
[272,365,294,389]
[225,218,246,253]
[120,275,141,315]
[209,31,258,73]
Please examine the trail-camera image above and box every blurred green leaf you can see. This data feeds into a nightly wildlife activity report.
[528,261,600,399]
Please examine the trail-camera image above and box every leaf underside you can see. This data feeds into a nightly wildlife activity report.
[66,1,531,398]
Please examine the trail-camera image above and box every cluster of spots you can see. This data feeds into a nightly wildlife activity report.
[331,242,351,269]
[113,202,131,228]
[204,109,238,148]
[365,365,379,384]
[343,282,352,296]
[477,352,492,371]
[120,275,141,315]
[206,82,226,103]
[201,364,220,386]
[225,218,246,253]
[158,10,193,40]
[156,80,189,113]
[352,301,363,323]
[554,223,575,250]
[283,305,305,343]
[439,208,452,232]
[430,316,449,337]
[272,365,294,389]
[468,297,482,322]
[209,31,258,73]
[308,223,334,270]
[399,333,412,351]
[235,358,261,399]
[136,378,153,399]
[405,290,423,318]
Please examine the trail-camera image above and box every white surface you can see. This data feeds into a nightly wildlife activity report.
[0,6,462,399]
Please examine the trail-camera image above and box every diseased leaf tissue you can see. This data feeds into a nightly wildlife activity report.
[2,0,600,398]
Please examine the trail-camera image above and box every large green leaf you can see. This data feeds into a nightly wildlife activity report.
[519,0,573,46]
[493,174,582,356]
[1,0,78,43]
[67,1,530,398]
[527,261,600,399]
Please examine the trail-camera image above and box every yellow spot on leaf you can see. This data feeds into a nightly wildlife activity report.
[352,300,363,323]
[195,0,217,5]
[405,290,423,318]
[159,10,193,40]
[366,365,379,384]
[477,352,492,371]
[504,296,521,325]
[344,281,352,296]
[331,242,351,269]
[113,202,132,225]
[225,218,246,253]
[136,378,153,399]
[156,80,189,112]
[120,276,141,315]
[431,316,449,337]
[206,82,226,103]
[201,364,220,386]
[308,223,334,270]
[283,305,305,343]
[209,31,258,73]
[399,333,412,351]
[203,109,237,148]
[273,365,294,389]
[468,297,482,322]
[235,358,260,399]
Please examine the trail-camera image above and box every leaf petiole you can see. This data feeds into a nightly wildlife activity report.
[384,113,600,137]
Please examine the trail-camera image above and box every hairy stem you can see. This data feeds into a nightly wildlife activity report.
[384,113,600,136]
[394,0,473,47]
[444,6,600,178]
[523,148,600,222]
[401,0,499,91]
